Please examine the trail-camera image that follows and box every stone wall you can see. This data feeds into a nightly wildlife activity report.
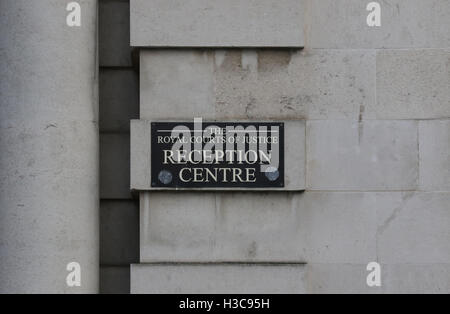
[1,0,446,295]
[129,0,450,293]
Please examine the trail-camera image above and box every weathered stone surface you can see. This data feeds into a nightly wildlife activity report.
[306,263,450,293]
[140,49,376,120]
[140,192,217,261]
[375,49,450,119]
[300,192,378,263]
[100,133,132,199]
[137,190,449,291]
[140,192,302,262]
[285,121,306,189]
[419,120,450,191]
[100,69,139,132]
[100,200,139,265]
[100,266,130,294]
[131,0,304,47]
[140,50,216,120]
[100,0,132,66]
[377,192,450,264]
[305,263,382,294]
[140,48,450,121]
[0,3,99,126]
[139,192,379,263]
[306,0,450,48]
[0,0,99,293]
[214,49,376,120]
[306,120,419,190]
[131,120,305,191]
[131,263,306,294]
[0,123,100,294]
[383,263,450,294]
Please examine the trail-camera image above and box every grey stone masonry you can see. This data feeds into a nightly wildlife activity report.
[306,0,450,48]
[419,120,450,191]
[131,0,450,49]
[140,49,450,121]
[140,49,377,120]
[0,0,99,293]
[139,192,378,263]
[306,263,450,293]
[375,49,450,120]
[139,191,450,264]
[131,0,304,47]
[306,120,419,191]
[130,0,450,294]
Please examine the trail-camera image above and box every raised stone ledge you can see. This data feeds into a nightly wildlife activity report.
[131,263,306,294]
[130,0,304,47]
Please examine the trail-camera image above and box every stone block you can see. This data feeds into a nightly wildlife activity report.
[214,49,376,120]
[131,263,306,294]
[0,121,99,293]
[140,49,376,120]
[383,263,450,294]
[377,192,450,264]
[300,192,379,263]
[419,120,450,191]
[139,192,306,262]
[140,50,216,120]
[305,262,450,293]
[307,0,450,48]
[139,192,217,262]
[306,120,419,190]
[130,0,304,47]
[305,263,382,294]
[375,49,450,119]
[139,192,379,263]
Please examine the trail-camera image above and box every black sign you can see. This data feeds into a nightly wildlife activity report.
[151,120,284,188]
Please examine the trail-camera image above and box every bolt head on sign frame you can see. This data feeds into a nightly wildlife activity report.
[151,119,284,188]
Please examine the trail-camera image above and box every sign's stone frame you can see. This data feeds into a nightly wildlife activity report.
[131,120,305,191]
